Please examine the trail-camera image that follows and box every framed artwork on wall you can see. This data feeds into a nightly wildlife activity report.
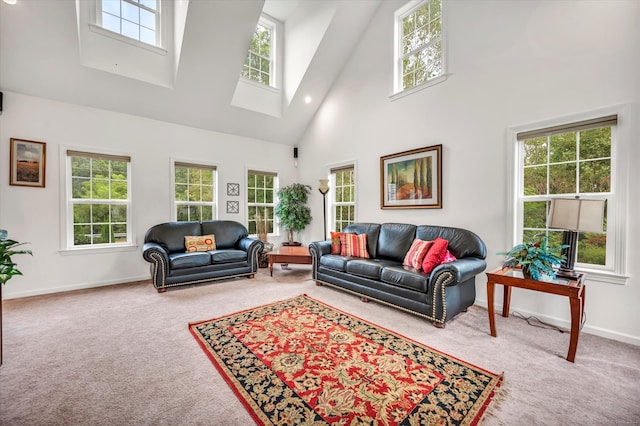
[380,144,442,209]
[227,201,239,214]
[10,138,46,188]
[227,183,240,196]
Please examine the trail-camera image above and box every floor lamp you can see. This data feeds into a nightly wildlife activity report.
[318,179,330,241]
[548,198,605,278]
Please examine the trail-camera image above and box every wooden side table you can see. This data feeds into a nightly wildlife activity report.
[486,266,586,362]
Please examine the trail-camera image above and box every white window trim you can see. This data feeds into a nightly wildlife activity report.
[59,145,136,254]
[506,105,632,285]
[327,160,358,233]
[245,167,279,238]
[391,0,448,98]
[95,0,163,49]
[170,158,218,222]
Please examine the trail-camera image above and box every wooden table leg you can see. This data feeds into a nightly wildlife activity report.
[269,257,274,276]
[502,285,512,318]
[567,285,585,363]
[487,281,497,337]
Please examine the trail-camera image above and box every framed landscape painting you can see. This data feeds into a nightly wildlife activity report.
[380,144,442,209]
[10,138,46,188]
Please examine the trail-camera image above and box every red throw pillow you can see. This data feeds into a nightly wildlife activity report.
[340,233,370,258]
[422,237,449,274]
[331,232,354,255]
[441,250,457,264]
[403,239,433,269]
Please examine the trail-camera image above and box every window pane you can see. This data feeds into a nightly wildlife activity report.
[549,132,576,163]
[202,185,213,202]
[92,225,110,244]
[580,127,611,160]
[122,20,139,40]
[201,206,213,221]
[112,224,127,243]
[102,12,121,33]
[578,232,606,265]
[140,0,156,11]
[201,169,213,185]
[111,205,127,222]
[102,0,120,16]
[140,8,155,30]
[92,159,109,178]
[175,184,188,201]
[175,167,188,183]
[122,2,140,24]
[74,225,91,246]
[111,180,127,199]
[111,161,127,179]
[72,177,91,199]
[523,166,547,196]
[92,204,110,223]
[176,205,189,221]
[549,163,576,194]
[74,204,91,224]
[579,159,610,193]
[523,201,547,229]
[523,137,547,166]
[188,184,202,202]
[140,27,155,45]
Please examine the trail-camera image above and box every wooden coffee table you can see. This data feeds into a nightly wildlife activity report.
[268,246,312,276]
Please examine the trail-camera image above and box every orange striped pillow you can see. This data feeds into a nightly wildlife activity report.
[340,233,370,258]
[403,239,433,269]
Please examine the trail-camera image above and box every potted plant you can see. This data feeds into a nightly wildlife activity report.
[1,229,32,365]
[499,234,566,281]
[274,183,312,246]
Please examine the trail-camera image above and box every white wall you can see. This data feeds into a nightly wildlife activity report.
[0,92,298,298]
[297,0,640,345]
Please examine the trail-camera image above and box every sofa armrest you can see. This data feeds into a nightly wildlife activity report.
[309,241,331,259]
[430,257,487,286]
[142,242,169,265]
[239,237,263,256]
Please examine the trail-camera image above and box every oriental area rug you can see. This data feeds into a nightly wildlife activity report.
[189,295,503,426]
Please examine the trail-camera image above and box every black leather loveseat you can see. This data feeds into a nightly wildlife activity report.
[142,220,263,292]
[309,223,487,327]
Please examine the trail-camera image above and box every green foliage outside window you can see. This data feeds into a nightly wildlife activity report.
[521,127,610,266]
[333,169,355,232]
[175,166,214,222]
[71,156,128,246]
[242,23,272,85]
[401,0,442,90]
[247,172,275,235]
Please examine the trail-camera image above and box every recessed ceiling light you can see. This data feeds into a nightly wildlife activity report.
[304,96,312,104]
[2,0,18,5]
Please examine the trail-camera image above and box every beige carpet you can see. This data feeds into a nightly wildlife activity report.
[1,266,639,425]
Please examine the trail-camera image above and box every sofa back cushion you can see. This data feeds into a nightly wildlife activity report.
[342,223,381,258]
[145,221,202,253]
[377,223,417,262]
[416,225,486,259]
[201,220,249,249]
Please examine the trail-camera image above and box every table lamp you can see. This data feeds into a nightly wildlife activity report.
[548,197,605,278]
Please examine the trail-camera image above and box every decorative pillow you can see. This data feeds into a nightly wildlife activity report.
[184,235,216,252]
[403,239,433,269]
[441,250,457,264]
[340,233,370,258]
[330,231,354,255]
[422,237,449,274]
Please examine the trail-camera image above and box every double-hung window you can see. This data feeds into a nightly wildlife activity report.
[241,17,276,87]
[247,170,277,236]
[394,0,444,95]
[66,150,132,248]
[514,113,627,282]
[173,162,216,222]
[99,0,159,46]
[330,166,356,232]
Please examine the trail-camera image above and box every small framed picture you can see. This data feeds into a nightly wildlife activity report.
[227,183,240,196]
[380,144,442,209]
[10,138,46,188]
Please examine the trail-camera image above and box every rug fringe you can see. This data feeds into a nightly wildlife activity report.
[479,373,508,425]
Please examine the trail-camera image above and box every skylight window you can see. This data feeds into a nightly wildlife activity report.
[242,17,275,87]
[100,0,158,46]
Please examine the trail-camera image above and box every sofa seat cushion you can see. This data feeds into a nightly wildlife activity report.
[346,259,398,280]
[320,255,349,272]
[210,249,247,264]
[381,265,429,293]
[170,252,211,270]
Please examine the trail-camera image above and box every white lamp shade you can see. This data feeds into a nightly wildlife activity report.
[319,179,330,193]
[549,198,605,233]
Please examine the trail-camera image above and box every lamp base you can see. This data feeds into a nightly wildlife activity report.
[555,268,579,279]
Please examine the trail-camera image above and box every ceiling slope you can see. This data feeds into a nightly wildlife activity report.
[0,0,381,145]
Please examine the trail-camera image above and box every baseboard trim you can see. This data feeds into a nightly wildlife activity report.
[474,299,640,347]
[3,275,151,300]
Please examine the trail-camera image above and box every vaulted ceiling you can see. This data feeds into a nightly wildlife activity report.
[0,0,381,145]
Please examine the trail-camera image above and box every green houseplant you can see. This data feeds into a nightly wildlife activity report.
[1,229,32,365]
[499,234,566,281]
[274,183,312,245]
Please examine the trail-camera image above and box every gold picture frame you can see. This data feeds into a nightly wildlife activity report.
[380,144,442,209]
[10,138,46,188]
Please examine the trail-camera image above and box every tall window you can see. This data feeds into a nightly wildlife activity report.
[174,162,216,222]
[100,0,159,46]
[516,115,617,271]
[66,150,131,247]
[247,171,277,236]
[241,17,275,87]
[331,166,356,232]
[394,0,444,94]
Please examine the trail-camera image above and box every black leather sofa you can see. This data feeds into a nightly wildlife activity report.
[142,220,263,292]
[309,223,487,327]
